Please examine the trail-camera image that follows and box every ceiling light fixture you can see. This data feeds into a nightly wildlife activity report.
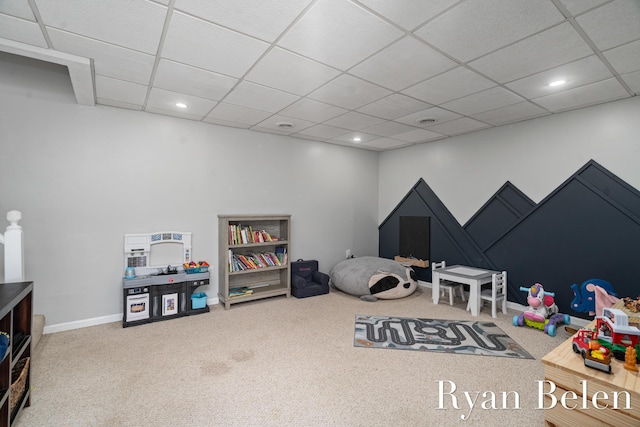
[353,136,362,142]
[176,102,188,108]
[416,118,436,125]
[548,80,566,87]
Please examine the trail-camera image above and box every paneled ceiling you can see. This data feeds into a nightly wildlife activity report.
[1,0,639,151]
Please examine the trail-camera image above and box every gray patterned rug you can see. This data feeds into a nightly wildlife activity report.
[354,315,534,359]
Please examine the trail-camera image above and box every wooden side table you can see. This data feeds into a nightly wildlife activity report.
[541,322,640,426]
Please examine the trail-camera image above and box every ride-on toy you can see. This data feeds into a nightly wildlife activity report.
[513,283,570,337]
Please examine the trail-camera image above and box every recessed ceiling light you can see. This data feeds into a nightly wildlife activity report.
[276,121,294,129]
[549,80,566,87]
[416,117,436,125]
[353,136,362,142]
[176,102,188,108]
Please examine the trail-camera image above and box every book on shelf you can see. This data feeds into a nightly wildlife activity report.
[228,224,276,245]
[229,287,253,298]
[229,250,283,272]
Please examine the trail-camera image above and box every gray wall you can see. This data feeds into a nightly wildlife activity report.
[0,56,379,330]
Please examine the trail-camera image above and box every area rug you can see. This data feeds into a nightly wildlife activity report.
[354,315,534,359]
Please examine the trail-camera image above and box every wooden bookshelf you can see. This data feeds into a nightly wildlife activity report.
[0,281,32,425]
[218,215,291,309]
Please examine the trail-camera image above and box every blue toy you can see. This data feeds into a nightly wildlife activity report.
[513,283,570,337]
[570,278,617,316]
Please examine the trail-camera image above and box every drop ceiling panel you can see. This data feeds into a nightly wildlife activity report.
[3,0,638,151]
[468,22,595,83]
[401,66,496,105]
[575,0,640,51]
[355,0,459,31]
[279,98,348,122]
[244,47,341,96]
[308,73,392,110]
[0,2,36,21]
[394,107,462,127]
[557,0,609,16]
[223,81,299,113]
[48,28,155,85]
[173,0,313,42]
[471,101,549,126]
[277,0,403,70]
[361,137,412,150]
[533,78,630,112]
[427,117,491,136]
[153,59,237,101]
[254,114,315,134]
[361,120,419,138]
[146,87,217,118]
[162,12,270,78]
[294,123,351,139]
[330,131,380,143]
[393,128,445,143]
[356,93,431,120]
[204,102,272,127]
[622,70,640,94]
[34,0,167,54]
[95,75,147,107]
[603,39,640,75]
[415,0,565,62]
[349,36,456,91]
[0,14,47,47]
[441,86,524,116]
[505,55,613,99]
[324,111,386,131]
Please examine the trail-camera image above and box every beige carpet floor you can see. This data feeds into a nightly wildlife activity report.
[15,286,572,427]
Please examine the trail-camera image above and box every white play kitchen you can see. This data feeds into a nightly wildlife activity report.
[122,231,210,327]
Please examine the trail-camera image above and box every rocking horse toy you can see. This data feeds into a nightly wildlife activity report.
[513,283,570,337]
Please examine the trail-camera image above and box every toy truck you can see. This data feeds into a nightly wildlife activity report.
[571,308,640,367]
[572,328,612,373]
[596,308,640,361]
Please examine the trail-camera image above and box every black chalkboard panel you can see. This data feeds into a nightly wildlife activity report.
[399,216,430,261]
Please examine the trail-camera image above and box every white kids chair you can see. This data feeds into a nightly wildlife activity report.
[473,271,507,318]
[432,260,465,305]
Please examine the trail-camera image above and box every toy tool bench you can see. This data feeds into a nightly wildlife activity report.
[121,231,210,327]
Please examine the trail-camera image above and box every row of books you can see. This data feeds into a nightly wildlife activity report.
[228,247,288,272]
[228,224,278,245]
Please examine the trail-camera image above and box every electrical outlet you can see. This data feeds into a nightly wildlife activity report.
[346,249,351,259]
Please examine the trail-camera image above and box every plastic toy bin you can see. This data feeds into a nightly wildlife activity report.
[191,292,207,309]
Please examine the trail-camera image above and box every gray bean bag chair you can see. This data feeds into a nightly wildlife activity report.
[330,256,418,301]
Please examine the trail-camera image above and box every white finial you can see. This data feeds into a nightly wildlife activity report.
[6,210,22,227]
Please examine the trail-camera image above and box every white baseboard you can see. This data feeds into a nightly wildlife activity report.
[44,313,123,334]
[43,296,220,334]
[418,280,590,328]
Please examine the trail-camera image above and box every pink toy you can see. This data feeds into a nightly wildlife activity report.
[513,283,569,337]
[523,283,558,322]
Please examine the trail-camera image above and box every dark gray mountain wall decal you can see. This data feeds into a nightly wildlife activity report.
[378,160,640,320]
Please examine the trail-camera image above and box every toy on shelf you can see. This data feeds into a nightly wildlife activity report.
[570,278,617,316]
[596,307,640,361]
[513,283,570,337]
[571,328,612,373]
[624,346,639,372]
